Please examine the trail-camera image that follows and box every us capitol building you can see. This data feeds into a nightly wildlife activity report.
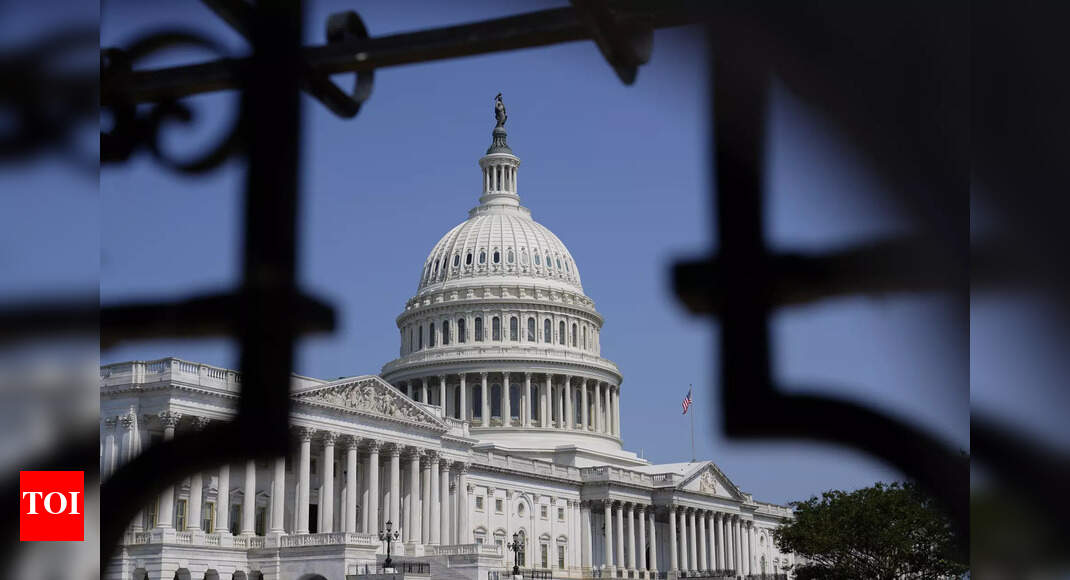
[102,100,796,580]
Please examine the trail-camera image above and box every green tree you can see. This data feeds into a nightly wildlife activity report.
[773,482,966,580]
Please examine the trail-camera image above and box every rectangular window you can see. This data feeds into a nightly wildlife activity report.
[175,498,188,531]
[476,496,484,510]
[527,317,536,341]
[510,316,518,341]
[495,498,503,513]
[541,544,549,568]
[229,504,241,536]
[558,507,565,521]
[203,501,215,533]
[146,499,158,528]
[544,319,552,343]
[493,317,501,341]
[475,317,484,341]
[458,318,466,343]
[558,545,565,569]
[430,322,436,347]
[442,320,450,345]
[540,505,548,519]
[255,506,266,536]
[559,321,565,345]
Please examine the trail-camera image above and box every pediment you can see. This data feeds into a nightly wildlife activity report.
[293,375,447,430]
[681,463,744,499]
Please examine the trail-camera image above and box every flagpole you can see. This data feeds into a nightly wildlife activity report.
[689,383,695,462]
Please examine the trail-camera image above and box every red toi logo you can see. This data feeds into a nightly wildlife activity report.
[20,471,84,541]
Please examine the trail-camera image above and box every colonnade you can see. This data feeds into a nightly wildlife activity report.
[584,502,757,577]
[396,372,620,437]
[106,411,473,545]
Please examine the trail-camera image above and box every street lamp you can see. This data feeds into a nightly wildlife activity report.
[379,520,401,570]
[507,531,524,577]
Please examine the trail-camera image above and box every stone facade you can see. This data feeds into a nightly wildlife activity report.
[102,114,796,580]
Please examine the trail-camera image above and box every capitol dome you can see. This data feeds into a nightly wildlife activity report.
[382,99,641,468]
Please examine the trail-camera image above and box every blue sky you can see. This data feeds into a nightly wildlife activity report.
[93,0,971,506]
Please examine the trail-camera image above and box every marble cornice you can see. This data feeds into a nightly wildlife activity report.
[398,294,603,326]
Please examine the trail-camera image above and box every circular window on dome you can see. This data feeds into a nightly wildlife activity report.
[493,250,500,264]
[479,251,486,264]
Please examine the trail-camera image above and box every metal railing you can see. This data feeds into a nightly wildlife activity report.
[352,562,431,576]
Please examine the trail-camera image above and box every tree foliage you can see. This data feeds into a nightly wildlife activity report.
[773,482,966,580]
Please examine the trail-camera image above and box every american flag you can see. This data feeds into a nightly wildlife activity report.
[681,387,693,414]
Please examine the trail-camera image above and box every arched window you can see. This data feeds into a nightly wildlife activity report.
[493,250,501,264]
[475,317,484,341]
[534,253,541,266]
[453,255,460,267]
[442,320,450,345]
[479,251,486,264]
[546,256,553,269]
[544,319,552,343]
[509,316,519,341]
[507,250,514,264]
[557,258,562,269]
[559,321,566,345]
[520,250,528,265]
[492,317,501,341]
[429,322,436,347]
[571,323,577,346]
[466,251,473,265]
[457,318,466,343]
[527,317,536,342]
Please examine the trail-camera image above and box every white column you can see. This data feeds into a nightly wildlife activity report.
[626,503,636,570]
[269,456,285,535]
[389,445,401,529]
[345,437,359,533]
[732,516,741,573]
[430,454,441,544]
[564,376,573,429]
[367,441,381,532]
[439,460,450,544]
[541,374,550,427]
[241,460,256,536]
[698,510,707,570]
[714,513,724,570]
[680,508,690,571]
[647,508,657,572]
[706,512,716,571]
[603,501,614,569]
[613,386,622,437]
[155,411,180,529]
[102,418,117,478]
[421,380,429,404]
[668,506,678,572]
[421,454,432,544]
[581,502,593,567]
[594,382,603,433]
[189,470,203,531]
[480,372,490,425]
[320,433,335,533]
[747,521,754,576]
[503,372,512,425]
[523,373,532,427]
[459,373,467,420]
[296,427,313,534]
[637,505,647,572]
[615,502,625,572]
[407,449,420,542]
[457,464,470,542]
[580,379,589,431]
[216,463,231,534]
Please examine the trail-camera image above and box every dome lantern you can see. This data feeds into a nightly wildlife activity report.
[478,93,521,208]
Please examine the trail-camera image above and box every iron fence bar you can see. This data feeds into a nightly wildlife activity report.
[102,1,700,105]
[99,0,306,562]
